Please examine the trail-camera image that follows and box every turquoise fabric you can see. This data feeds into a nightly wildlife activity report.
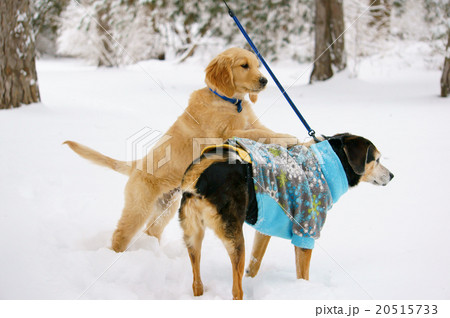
[253,193,316,249]
[229,138,348,249]
[310,141,349,203]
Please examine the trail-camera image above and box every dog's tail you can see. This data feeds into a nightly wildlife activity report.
[63,141,131,176]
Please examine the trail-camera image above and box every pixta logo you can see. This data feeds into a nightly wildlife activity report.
[126,127,172,174]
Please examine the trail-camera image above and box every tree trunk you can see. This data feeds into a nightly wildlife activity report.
[95,2,116,67]
[310,0,346,83]
[441,32,450,98]
[310,0,332,82]
[329,0,346,71]
[0,0,40,109]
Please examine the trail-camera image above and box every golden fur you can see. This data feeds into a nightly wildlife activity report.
[65,47,296,252]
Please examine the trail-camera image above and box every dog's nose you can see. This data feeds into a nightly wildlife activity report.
[259,77,268,87]
[389,172,394,180]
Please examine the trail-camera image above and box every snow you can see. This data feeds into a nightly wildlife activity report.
[1,44,449,300]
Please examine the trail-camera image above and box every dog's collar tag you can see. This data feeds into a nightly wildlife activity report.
[208,88,243,113]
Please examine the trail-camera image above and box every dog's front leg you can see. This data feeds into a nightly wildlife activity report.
[229,128,298,146]
[246,231,271,278]
[295,247,312,280]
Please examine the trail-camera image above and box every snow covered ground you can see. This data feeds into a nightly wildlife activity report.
[1,44,449,300]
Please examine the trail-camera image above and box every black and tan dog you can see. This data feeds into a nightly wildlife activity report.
[178,133,393,300]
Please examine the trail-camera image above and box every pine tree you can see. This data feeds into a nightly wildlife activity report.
[423,0,449,41]
[171,0,223,59]
[31,0,69,56]
[225,0,314,61]
[368,0,391,30]
[57,0,314,64]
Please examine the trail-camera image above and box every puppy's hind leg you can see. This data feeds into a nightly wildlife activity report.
[112,204,151,253]
[111,174,166,252]
[145,188,181,240]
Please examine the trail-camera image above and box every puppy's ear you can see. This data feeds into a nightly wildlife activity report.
[249,93,258,103]
[342,137,371,175]
[205,55,235,98]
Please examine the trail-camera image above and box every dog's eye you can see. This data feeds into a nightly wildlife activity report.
[241,64,249,69]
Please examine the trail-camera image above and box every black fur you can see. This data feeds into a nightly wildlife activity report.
[366,145,376,163]
[178,192,193,225]
[327,136,361,187]
[326,133,375,188]
[196,161,250,239]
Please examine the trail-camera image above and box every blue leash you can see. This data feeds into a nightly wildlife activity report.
[222,0,316,139]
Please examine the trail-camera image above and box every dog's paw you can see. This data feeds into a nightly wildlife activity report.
[192,281,204,297]
[111,231,129,253]
[245,267,257,278]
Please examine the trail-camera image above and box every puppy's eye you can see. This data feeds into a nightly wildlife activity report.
[376,158,380,164]
[241,64,249,69]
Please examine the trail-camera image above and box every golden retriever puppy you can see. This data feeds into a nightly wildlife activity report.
[65,47,296,252]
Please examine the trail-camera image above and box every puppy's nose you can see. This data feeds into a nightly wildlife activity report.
[259,77,268,87]
[389,172,394,180]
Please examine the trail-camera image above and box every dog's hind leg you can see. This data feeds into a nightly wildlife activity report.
[246,231,271,278]
[186,229,205,297]
[112,204,151,252]
[145,188,181,240]
[224,232,245,300]
[211,209,246,299]
[179,194,206,297]
[111,173,169,252]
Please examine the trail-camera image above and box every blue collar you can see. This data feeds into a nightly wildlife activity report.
[310,140,349,204]
[209,88,243,113]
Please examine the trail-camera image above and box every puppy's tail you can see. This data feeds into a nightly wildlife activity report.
[63,141,131,176]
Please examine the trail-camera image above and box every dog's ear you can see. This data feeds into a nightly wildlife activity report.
[205,55,235,98]
[342,136,371,175]
[249,93,258,103]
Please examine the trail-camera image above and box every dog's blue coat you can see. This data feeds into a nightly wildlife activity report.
[229,138,348,249]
